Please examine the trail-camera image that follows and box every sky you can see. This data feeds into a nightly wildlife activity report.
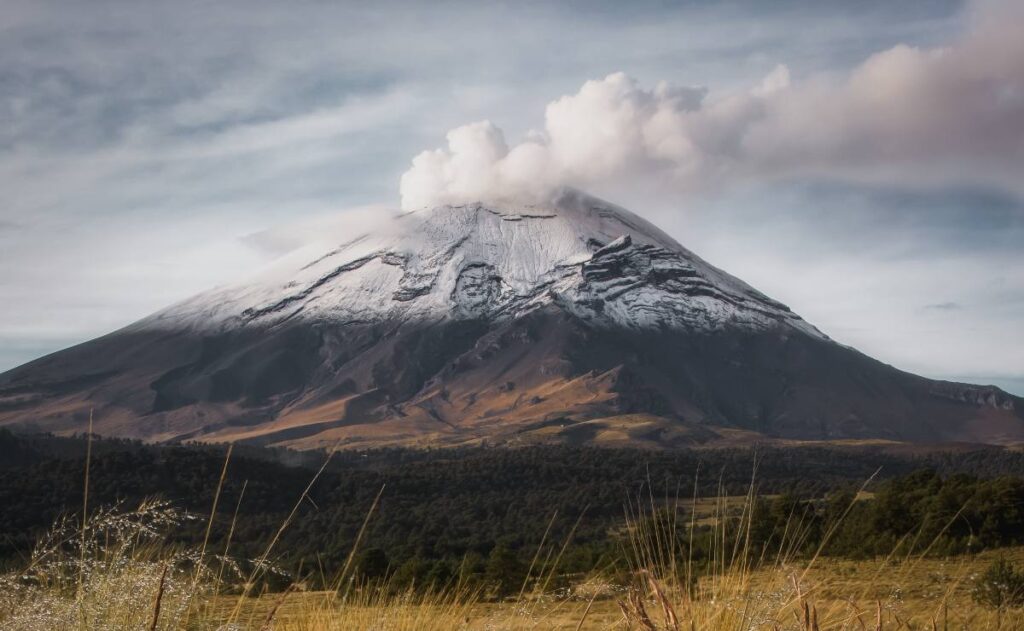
[1,0,1022,394]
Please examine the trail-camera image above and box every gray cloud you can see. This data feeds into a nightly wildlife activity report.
[923,302,963,311]
[401,0,1024,209]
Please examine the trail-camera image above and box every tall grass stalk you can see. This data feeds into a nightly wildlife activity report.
[3,438,1023,629]
[614,469,1021,630]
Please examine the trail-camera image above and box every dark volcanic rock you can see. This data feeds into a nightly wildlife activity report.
[1,190,1021,448]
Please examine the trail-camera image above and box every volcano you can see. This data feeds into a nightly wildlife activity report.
[1,190,1021,449]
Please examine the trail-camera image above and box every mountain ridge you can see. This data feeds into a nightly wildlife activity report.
[1,190,1020,449]
[133,189,823,338]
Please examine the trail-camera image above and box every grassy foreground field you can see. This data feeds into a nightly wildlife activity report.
[214,547,1024,629]
[6,541,1024,628]
[3,496,1024,630]
[3,436,1024,629]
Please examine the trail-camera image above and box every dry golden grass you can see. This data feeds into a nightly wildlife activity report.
[4,500,1024,629]
[2,436,1023,629]
[605,469,1024,631]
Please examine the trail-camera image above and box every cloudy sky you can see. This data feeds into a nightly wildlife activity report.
[1,0,1022,394]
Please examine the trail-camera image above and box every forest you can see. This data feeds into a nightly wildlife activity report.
[2,429,1023,592]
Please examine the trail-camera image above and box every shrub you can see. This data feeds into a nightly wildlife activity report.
[972,558,1024,610]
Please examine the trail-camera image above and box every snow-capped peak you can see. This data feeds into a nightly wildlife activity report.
[141,189,824,339]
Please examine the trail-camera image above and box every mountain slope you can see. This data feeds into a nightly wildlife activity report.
[1,190,1021,448]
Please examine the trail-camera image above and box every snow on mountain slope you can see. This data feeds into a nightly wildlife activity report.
[141,189,823,339]
[2,189,1020,449]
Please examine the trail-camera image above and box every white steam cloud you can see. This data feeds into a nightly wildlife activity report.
[400,0,1024,210]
